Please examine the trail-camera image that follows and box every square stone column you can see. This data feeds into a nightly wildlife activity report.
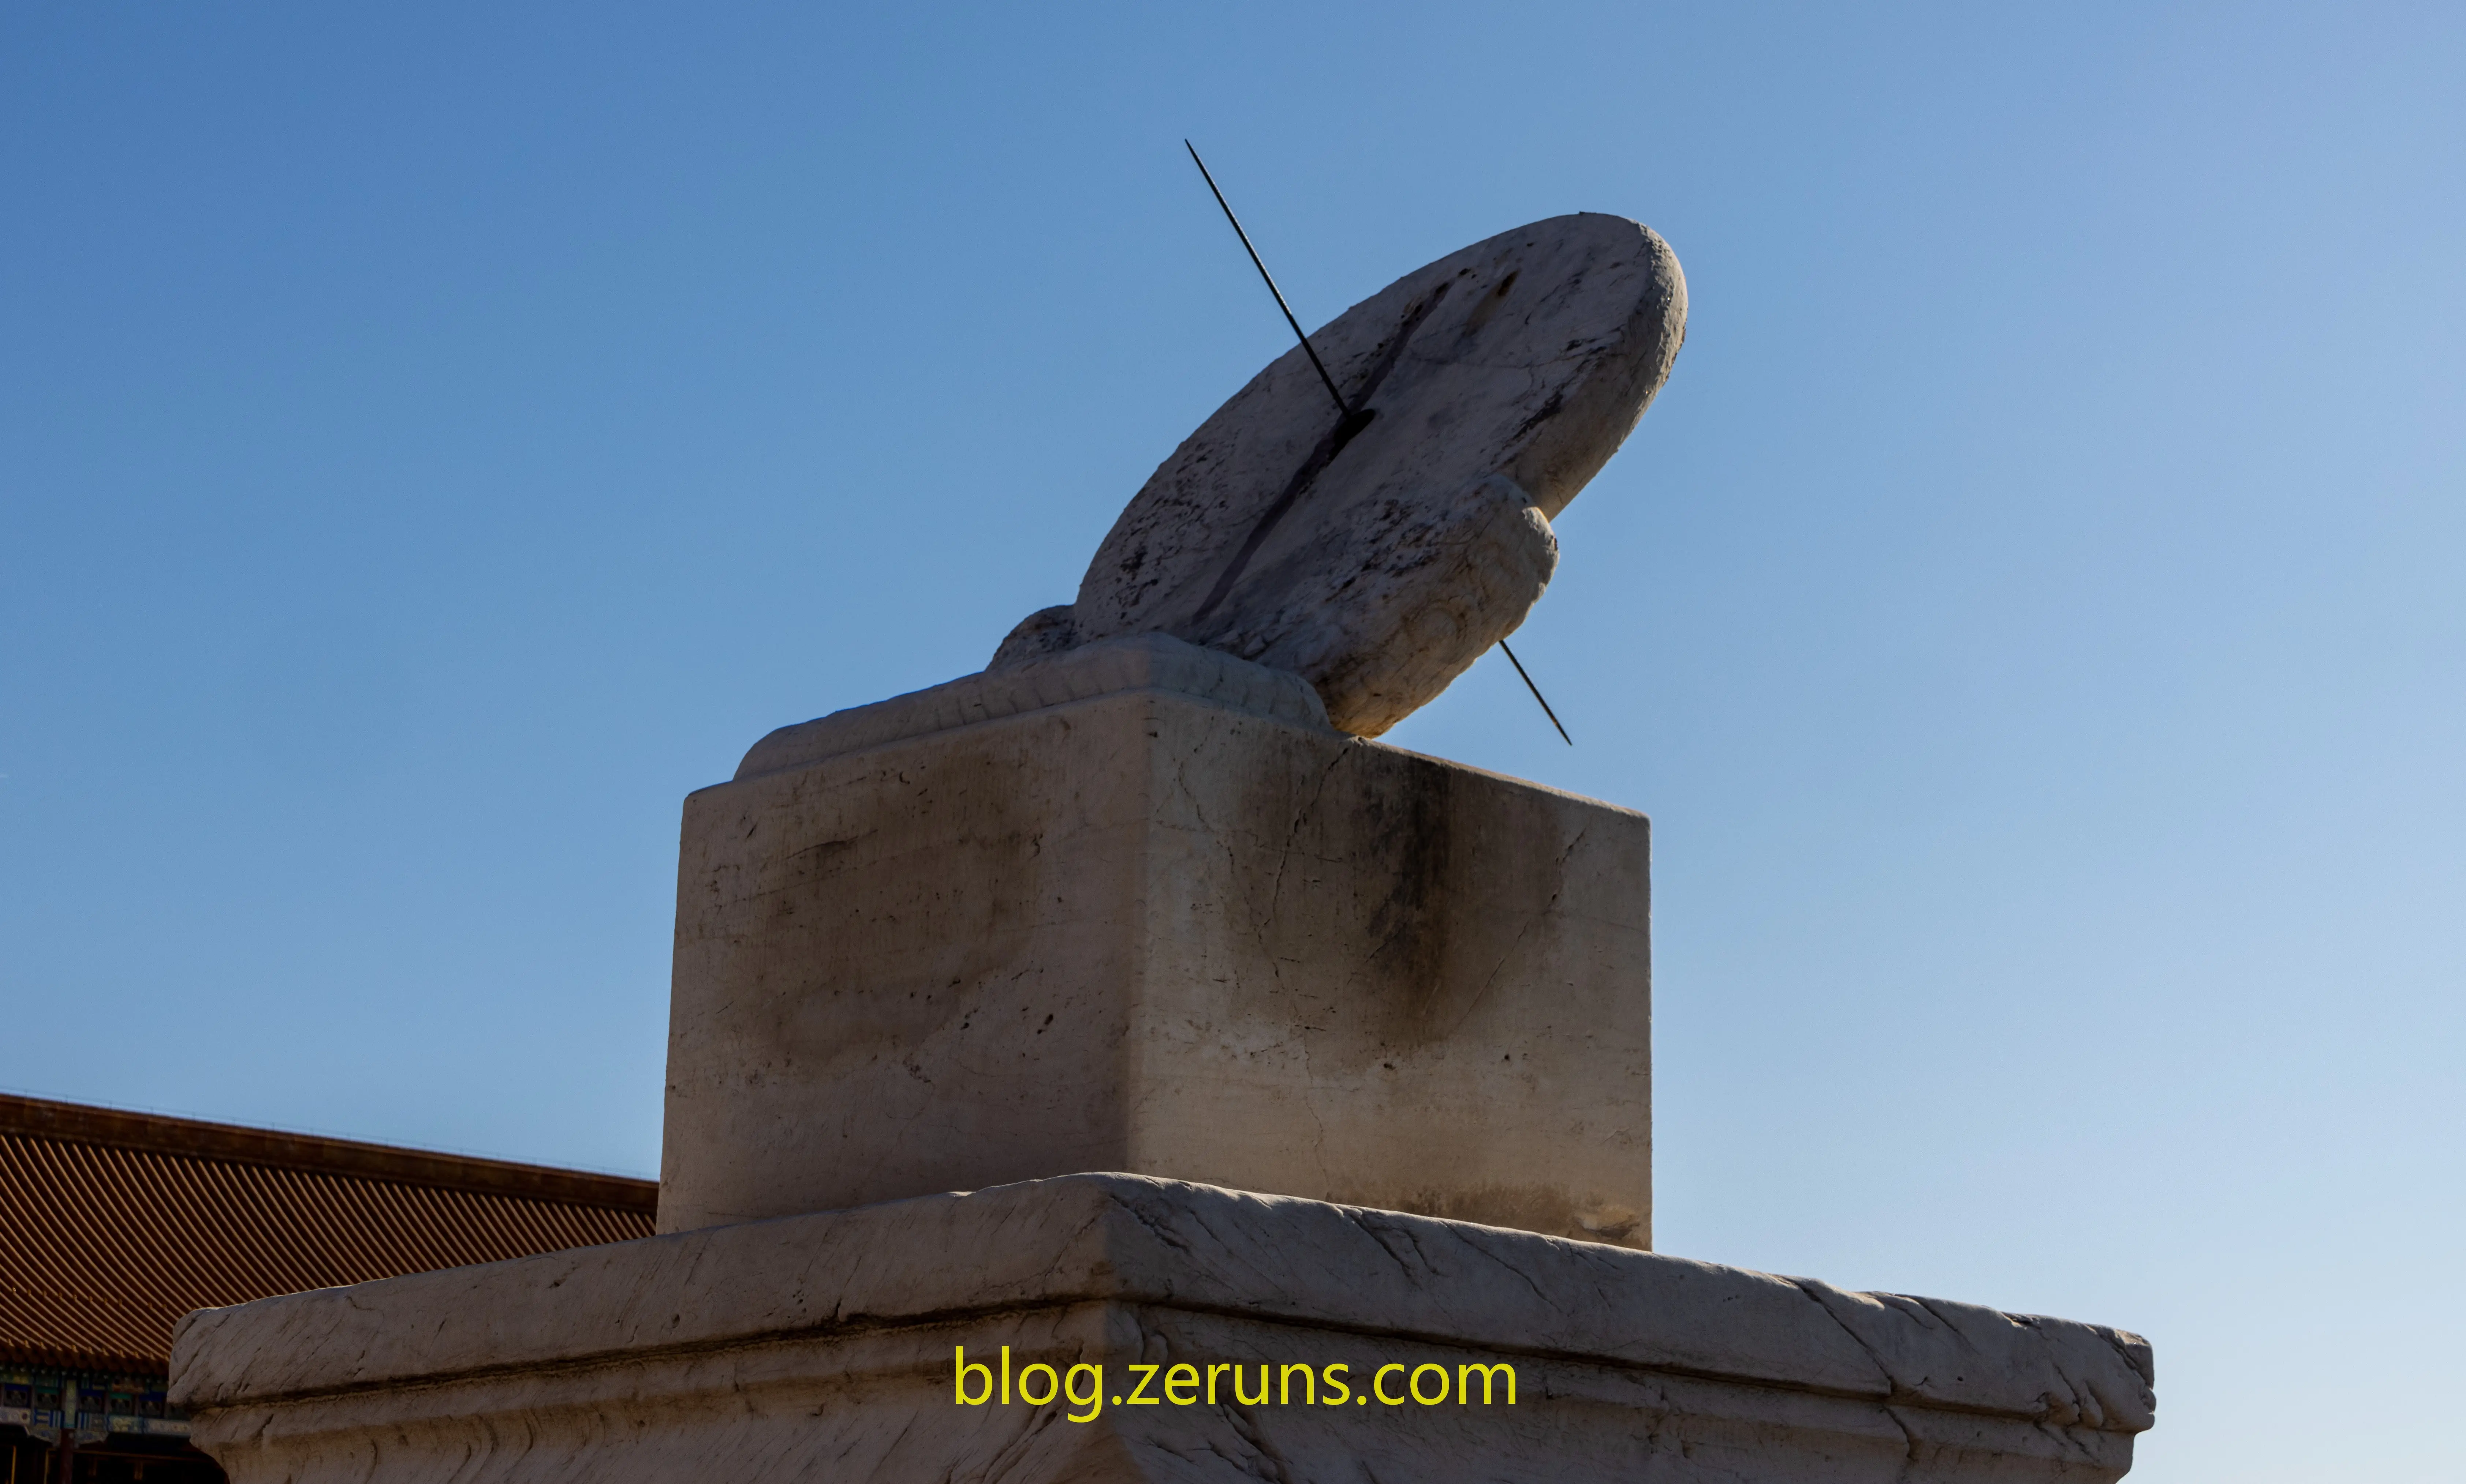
[657,635,1653,1244]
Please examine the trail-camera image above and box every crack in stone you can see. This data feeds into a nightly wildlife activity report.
[1098,1192,1195,1264]
[1784,1278,1903,1400]
[1462,1231,1554,1310]
[1217,1398,1303,1484]
[1266,747,1351,928]
[1340,1210,1425,1287]
[1448,824,1587,1039]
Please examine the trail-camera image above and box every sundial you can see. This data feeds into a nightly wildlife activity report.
[992,190,1687,738]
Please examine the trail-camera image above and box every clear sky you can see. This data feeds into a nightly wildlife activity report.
[4,4,2460,1478]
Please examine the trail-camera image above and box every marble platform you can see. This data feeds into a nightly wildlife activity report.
[172,1174,2153,1483]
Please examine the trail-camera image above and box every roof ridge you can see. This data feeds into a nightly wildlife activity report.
[0,1094,656,1216]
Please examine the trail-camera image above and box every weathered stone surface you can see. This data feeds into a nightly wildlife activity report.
[1000,212,1686,736]
[662,635,1653,1244]
[172,1174,2154,1484]
[739,631,1332,782]
[987,601,1082,670]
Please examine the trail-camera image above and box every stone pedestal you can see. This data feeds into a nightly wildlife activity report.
[170,638,2157,1481]
[659,636,1654,1246]
[171,1175,2153,1484]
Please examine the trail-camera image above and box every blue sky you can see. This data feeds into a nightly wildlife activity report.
[4,4,2460,1478]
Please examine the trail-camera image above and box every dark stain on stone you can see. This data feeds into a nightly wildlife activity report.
[1360,758,1457,1040]
[1507,387,1566,444]
[743,741,1045,1063]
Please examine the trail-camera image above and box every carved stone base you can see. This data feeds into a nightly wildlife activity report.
[173,1175,2153,1483]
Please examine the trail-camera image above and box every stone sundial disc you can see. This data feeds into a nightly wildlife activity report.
[992,211,1686,736]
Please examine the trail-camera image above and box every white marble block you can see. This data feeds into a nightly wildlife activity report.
[171,1175,2155,1484]
[657,634,1654,1245]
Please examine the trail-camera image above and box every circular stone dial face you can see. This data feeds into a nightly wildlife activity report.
[1052,213,1686,735]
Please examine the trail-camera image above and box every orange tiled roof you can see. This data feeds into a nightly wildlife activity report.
[0,1093,656,1376]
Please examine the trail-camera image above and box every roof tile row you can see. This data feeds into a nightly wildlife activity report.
[0,1096,655,1375]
